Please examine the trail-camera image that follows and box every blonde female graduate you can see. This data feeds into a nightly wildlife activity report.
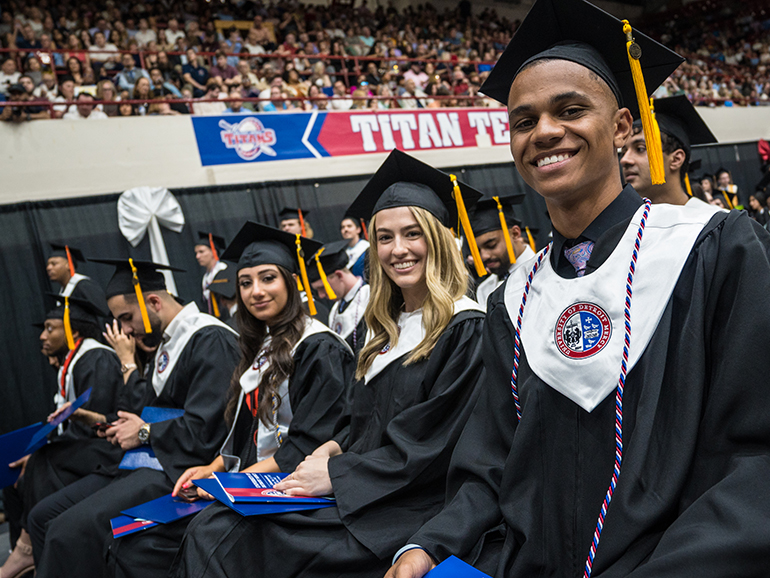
[169,150,488,578]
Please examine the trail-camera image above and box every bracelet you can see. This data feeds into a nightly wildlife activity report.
[121,363,138,374]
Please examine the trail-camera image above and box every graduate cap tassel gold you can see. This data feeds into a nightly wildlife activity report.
[63,296,76,350]
[295,235,316,316]
[313,247,338,300]
[623,20,666,185]
[129,257,153,334]
[684,173,693,197]
[493,196,516,265]
[449,174,487,278]
[526,227,536,252]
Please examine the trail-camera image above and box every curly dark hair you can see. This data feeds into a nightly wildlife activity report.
[224,265,307,427]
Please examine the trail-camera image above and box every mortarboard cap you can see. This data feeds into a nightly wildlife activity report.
[469,193,526,237]
[480,0,684,116]
[220,222,324,315]
[195,231,227,251]
[688,159,702,173]
[43,292,108,349]
[91,258,184,336]
[49,242,86,277]
[346,149,488,277]
[305,240,351,300]
[278,207,311,221]
[480,0,684,186]
[637,95,717,152]
[208,269,236,301]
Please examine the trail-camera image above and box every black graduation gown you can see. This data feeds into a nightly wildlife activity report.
[35,325,240,578]
[409,209,770,577]
[169,309,485,578]
[107,331,353,578]
[344,316,367,358]
[20,347,124,525]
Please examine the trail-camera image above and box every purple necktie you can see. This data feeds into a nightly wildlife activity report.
[564,240,595,277]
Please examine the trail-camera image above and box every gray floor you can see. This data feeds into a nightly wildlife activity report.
[1,522,10,564]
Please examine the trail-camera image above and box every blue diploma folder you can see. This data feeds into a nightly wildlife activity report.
[0,423,46,489]
[118,407,185,471]
[213,471,335,504]
[24,387,93,451]
[110,515,158,538]
[194,478,335,517]
[426,556,492,578]
[121,492,210,524]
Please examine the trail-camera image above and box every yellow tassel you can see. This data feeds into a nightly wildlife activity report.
[211,293,220,317]
[525,227,536,251]
[63,296,75,350]
[296,235,316,316]
[314,248,337,300]
[296,277,304,292]
[684,173,692,197]
[450,174,487,278]
[623,20,666,185]
[129,258,152,334]
[722,191,734,210]
[493,196,516,265]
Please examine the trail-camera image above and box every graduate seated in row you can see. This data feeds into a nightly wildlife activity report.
[388,0,770,576]
[169,150,487,578]
[1,294,123,578]
[195,231,228,319]
[340,214,370,278]
[207,269,239,332]
[28,260,240,578]
[46,242,106,303]
[110,223,356,576]
[469,193,536,310]
[306,240,370,356]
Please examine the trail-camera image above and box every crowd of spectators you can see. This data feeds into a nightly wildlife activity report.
[0,0,768,122]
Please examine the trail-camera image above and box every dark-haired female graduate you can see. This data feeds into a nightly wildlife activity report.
[388,0,770,577]
[169,150,487,578]
[108,222,356,576]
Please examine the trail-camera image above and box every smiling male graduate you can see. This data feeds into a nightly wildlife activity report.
[386,0,770,577]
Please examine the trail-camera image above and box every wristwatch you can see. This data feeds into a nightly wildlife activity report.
[138,423,151,445]
[121,363,137,374]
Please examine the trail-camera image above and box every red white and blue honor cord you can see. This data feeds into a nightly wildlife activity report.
[509,199,652,577]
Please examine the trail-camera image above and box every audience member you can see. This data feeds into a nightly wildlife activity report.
[63,92,108,120]
[114,52,149,94]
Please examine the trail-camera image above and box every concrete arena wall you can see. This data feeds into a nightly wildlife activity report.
[1,107,768,205]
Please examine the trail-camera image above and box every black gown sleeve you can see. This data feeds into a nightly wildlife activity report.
[273,333,355,472]
[64,348,122,440]
[150,327,241,482]
[623,211,770,576]
[327,313,485,558]
[407,292,516,562]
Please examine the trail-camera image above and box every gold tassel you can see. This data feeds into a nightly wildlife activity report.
[525,227,536,252]
[450,174,487,278]
[211,293,220,317]
[295,235,316,316]
[493,196,516,265]
[129,258,152,334]
[684,173,692,197]
[63,296,75,350]
[623,20,666,185]
[314,248,337,300]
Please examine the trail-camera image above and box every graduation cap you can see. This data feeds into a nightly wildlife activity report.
[649,95,717,152]
[49,243,85,277]
[278,207,311,236]
[469,193,526,266]
[195,231,227,261]
[345,149,488,277]
[90,258,184,336]
[343,211,370,242]
[220,221,324,315]
[43,292,108,350]
[208,269,236,301]
[305,240,351,300]
[480,0,684,185]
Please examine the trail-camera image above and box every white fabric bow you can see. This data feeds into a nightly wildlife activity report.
[117,187,185,295]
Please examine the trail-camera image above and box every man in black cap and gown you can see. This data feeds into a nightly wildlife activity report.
[28,259,240,578]
[388,0,770,576]
[46,243,106,304]
[1,294,123,578]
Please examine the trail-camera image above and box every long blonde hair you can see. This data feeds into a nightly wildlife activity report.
[355,206,469,380]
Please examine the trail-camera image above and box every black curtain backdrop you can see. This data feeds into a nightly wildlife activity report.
[1,141,761,434]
